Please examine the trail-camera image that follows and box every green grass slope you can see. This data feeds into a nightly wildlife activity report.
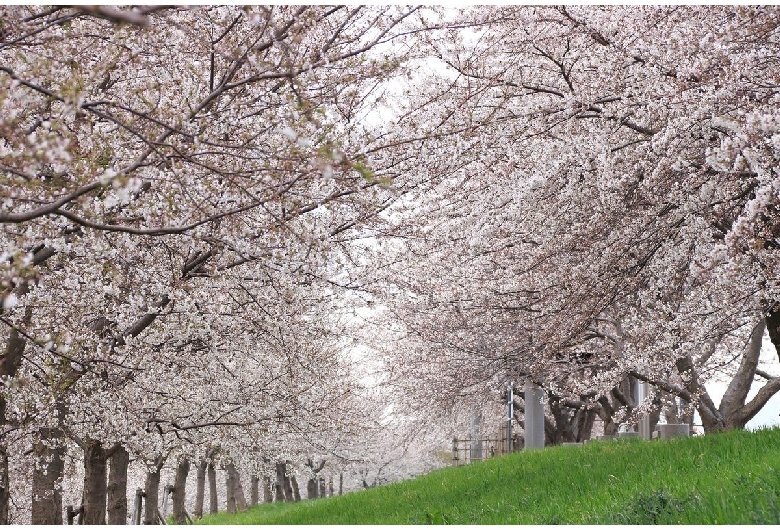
[198,428,780,524]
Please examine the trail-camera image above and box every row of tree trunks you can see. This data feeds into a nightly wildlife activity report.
[306,476,337,500]
[30,438,126,525]
[194,459,228,520]
[26,450,319,524]
[272,461,307,502]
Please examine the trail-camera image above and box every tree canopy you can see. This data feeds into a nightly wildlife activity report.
[1,5,780,524]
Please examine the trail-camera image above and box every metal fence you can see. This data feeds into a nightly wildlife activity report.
[451,426,514,466]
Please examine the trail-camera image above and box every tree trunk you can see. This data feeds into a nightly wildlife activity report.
[574,408,596,442]
[290,476,301,502]
[31,427,64,524]
[0,449,8,525]
[131,488,144,525]
[275,463,286,502]
[227,463,247,512]
[339,473,343,496]
[307,478,318,499]
[194,460,207,518]
[82,441,108,525]
[250,475,259,506]
[226,466,236,514]
[1,252,55,525]
[721,320,766,428]
[679,397,695,427]
[172,458,190,525]
[283,474,294,502]
[207,463,218,514]
[318,477,325,500]
[263,477,272,504]
[107,445,129,525]
[596,396,619,435]
[1,327,28,525]
[675,355,725,432]
[144,461,162,525]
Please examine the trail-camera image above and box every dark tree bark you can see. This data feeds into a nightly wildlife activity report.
[207,463,218,514]
[1,328,28,525]
[767,307,780,362]
[31,427,64,524]
[107,445,129,525]
[275,462,286,502]
[304,459,325,500]
[82,441,109,525]
[172,458,190,525]
[132,489,144,525]
[596,395,619,435]
[227,462,247,512]
[328,477,334,497]
[144,457,164,525]
[338,473,343,496]
[194,460,207,518]
[226,466,236,514]
[307,478,318,499]
[576,409,593,442]
[545,398,576,445]
[0,450,8,525]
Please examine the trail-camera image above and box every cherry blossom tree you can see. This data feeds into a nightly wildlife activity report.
[0,4,442,524]
[357,5,780,443]
[4,4,780,524]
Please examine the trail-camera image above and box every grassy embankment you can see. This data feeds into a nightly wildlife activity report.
[198,427,780,524]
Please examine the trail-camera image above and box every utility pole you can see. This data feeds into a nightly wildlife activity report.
[507,382,513,454]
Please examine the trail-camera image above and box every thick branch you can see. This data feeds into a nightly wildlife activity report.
[738,377,780,426]
[720,319,765,418]
[73,6,153,27]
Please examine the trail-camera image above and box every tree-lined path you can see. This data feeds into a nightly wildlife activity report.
[2,5,779,524]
